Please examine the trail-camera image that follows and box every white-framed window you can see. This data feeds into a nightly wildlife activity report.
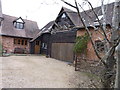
[14,22,24,29]
[42,43,47,49]
[13,17,25,29]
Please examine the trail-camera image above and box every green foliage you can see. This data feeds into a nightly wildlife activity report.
[74,33,90,54]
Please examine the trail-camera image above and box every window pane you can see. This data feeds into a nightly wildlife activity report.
[25,40,27,45]
[36,41,40,45]
[13,22,24,29]
[16,23,20,29]
[13,22,16,27]
[18,40,20,44]
[41,43,47,49]
[20,23,24,29]
[95,40,105,52]
[36,41,38,45]
[21,40,24,45]
[44,44,47,49]
[42,43,44,48]
[14,39,17,44]
[38,41,40,45]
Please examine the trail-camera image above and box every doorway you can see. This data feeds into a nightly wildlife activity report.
[35,41,40,54]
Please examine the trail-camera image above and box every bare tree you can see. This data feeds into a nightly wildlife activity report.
[62,0,120,88]
[113,0,120,88]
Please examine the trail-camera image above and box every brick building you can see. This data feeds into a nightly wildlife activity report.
[30,3,115,62]
[0,1,39,54]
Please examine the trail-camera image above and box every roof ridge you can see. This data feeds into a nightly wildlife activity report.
[62,6,76,12]
[2,14,37,22]
[2,13,39,38]
[80,2,115,13]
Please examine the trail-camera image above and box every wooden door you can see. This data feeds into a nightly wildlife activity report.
[51,43,74,62]
[35,41,40,54]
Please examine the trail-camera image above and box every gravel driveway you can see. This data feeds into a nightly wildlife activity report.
[0,55,95,88]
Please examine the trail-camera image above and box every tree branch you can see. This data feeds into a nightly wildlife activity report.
[101,36,120,67]
[74,0,102,60]
[85,0,110,44]
[78,3,93,20]
[78,3,107,38]
[61,0,76,9]
[61,0,109,64]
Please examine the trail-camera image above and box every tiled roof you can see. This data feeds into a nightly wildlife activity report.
[31,2,115,42]
[63,2,114,27]
[1,14,39,38]
[31,21,54,41]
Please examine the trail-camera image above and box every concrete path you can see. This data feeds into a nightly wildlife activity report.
[1,56,94,88]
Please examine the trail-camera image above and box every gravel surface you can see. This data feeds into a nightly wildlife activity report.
[1,55,96,88]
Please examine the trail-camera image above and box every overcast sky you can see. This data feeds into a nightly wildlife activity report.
[1,0,115,29]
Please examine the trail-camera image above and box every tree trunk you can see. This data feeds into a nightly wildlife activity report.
[61,0,120,88]
[111,0,120,42]
[102,0,120,88]
[112,0,120,89]
[115,43,120,89]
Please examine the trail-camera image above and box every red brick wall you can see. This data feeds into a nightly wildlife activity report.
[2,36,30,54]
[77,27,111,61]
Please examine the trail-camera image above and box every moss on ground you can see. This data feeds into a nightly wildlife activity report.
[82,72,103,88]
[83,72,101,80]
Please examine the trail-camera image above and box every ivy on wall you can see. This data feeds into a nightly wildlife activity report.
[74,33,90,54]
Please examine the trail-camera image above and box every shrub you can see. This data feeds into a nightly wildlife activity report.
[74,33,89,54]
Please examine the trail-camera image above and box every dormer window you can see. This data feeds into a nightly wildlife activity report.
[14,22,24,29]
[13,17,25,29]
